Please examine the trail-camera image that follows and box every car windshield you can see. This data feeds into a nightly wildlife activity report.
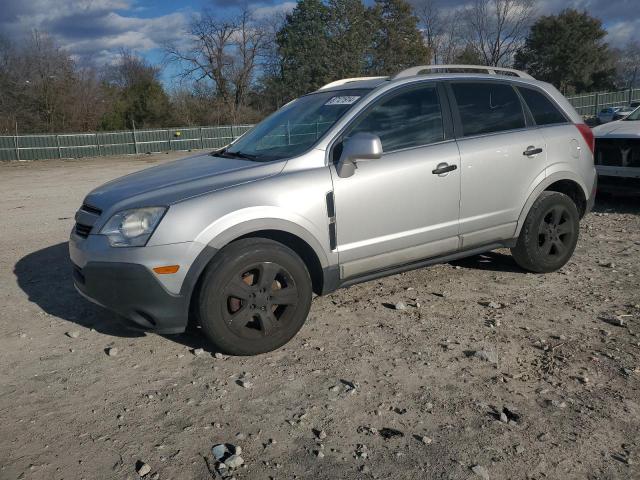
[623,107,640,121]
[220,89,371,162]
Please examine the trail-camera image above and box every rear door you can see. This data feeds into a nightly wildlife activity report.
[447,80,547,249]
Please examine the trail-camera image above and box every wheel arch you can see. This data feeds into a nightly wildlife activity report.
[182,219,332,323]
[515,172,589,237]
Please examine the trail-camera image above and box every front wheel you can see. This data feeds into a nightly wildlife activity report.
[194,238,312,355]
[511,191,580,273]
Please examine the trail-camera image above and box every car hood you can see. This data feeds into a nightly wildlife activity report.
[84,153,285,212]
[593,120,640,138]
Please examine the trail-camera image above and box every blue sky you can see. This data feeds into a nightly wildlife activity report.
[1,0,639,85]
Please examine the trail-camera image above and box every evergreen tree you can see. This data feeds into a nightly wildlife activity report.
[276,0,332,98]
[327,0,375,79]
[514,9,615,94]
[369,0,431,75]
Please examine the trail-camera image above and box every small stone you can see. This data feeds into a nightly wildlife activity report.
[149,473,159,480]
[136,462,151,477]
[499,412,508,423]
[471,464,490,480]
[315,429,327,440]
[192,348,205,356]
[19,332,27,338]
[214,352,224,359]
[106,347,118,357]
[237,379,253,389]
[212,444,228,461]
[419,436,433,445]
[577,375,589,384]
[515,445,525,454]
[66,331,80,339]
[225,455,244,469]
[394,301,407,311]
[315,450,325,459]
[329,385,340,392]
[473,350,498,363]
[479,301,501,309]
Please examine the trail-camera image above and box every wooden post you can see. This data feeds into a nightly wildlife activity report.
[594,92,599,117]
[199,127,204,150]
[96,133,101,157]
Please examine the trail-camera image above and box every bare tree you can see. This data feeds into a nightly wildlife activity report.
[414,1,473,65]
[165,7,268,123]
[616,42,640,89]
[463,0,536,67]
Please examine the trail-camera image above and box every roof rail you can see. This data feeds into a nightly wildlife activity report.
[393,65,534,80]
[318,76,388,91]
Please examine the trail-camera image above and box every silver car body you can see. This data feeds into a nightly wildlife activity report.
[70,66,597,333]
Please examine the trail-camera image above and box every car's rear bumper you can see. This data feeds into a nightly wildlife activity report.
[72,260,189,333]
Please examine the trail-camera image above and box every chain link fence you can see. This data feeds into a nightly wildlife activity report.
[0,125,254,161]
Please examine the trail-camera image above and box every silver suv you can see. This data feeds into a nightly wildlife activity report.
[70,65,597,355]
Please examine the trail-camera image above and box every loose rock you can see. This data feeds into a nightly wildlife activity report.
[471,464,490,480]
[66,331,80,339]
[136,462,151,477]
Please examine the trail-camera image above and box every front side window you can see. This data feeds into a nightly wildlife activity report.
[451,82,526,137]
[518,87,567,125]
[346,84,444,152]
[224,88,371,162]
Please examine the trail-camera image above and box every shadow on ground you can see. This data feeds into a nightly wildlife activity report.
[593,193,640,215]
[14,242,209,350]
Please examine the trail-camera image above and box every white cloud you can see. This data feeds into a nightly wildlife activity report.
[1,0,190,66]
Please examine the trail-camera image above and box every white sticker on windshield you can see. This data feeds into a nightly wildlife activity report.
[325,96,360,106]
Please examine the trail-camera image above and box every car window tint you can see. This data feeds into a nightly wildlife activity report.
[518,87,567,125]
[347,85,444,152]
[451,82,525,136]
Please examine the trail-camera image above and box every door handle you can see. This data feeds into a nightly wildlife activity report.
[432,163,458,175]
[523,146,543,156]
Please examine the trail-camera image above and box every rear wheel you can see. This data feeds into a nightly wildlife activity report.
[195,238,312,355]
[511,191,580,273]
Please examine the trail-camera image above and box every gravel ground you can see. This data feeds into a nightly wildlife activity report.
[0,153,639,480]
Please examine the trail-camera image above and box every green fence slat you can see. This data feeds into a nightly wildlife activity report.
[0,125,255,161]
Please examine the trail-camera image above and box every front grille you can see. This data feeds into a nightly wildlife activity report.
[596,138,640,168]
[80,203,102,216]
[75,223,92,238]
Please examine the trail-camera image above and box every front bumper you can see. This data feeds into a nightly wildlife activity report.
[68,232,202,333]
[72,261,189,333]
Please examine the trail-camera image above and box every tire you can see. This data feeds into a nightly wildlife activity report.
[194,238,313,355]
[511,191,580,273]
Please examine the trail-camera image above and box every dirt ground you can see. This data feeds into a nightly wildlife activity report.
[1,152,639,480]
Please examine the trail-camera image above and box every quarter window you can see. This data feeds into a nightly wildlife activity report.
[518,87,567,125]
[451,82,526,136]
[347,85,444,152]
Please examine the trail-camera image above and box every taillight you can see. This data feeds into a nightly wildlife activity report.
[575,123,594,154]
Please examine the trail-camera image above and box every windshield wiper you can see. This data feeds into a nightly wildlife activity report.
[215,149,259,161]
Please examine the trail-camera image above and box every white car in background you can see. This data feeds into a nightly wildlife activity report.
[593,106,640,193]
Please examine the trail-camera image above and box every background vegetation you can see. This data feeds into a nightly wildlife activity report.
[1,0,638,134]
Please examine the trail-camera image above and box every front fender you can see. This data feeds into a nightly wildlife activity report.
[195,207,332,269]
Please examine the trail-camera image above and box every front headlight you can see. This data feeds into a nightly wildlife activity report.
[99,207,166,247]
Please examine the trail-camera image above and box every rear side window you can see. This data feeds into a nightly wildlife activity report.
[518,87,567,125]
[451,82,525,136]
[347,84,444,152]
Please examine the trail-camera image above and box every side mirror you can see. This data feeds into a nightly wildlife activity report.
[336,132,383,178]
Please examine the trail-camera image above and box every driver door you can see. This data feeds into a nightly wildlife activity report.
[330,82,461,280]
